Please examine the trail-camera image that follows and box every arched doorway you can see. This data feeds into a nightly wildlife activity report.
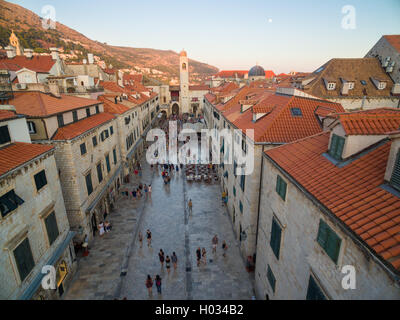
[172,103,179,116]
[191,103,199,117]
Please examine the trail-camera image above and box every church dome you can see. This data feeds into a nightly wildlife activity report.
[249,65,265,77]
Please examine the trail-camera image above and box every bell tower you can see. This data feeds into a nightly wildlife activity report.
[179,50,190,114]
[9,30,23,56]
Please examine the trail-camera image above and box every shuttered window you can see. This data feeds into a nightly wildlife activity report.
[113,148,117,165]
[110,126,114,135]
[45,212,59,245]
[239,201,243,214]
[92,136,98,147]
[390,150,400,191]
[85,173,93,196]
[329,134,345,160]
[0,125,11,144]
[306,276,326,300]
[270,217,282,260]
[106,155,111,173]
[80,143,87,156]
[240,175,246,192]
[267,265,276,293]
[72,111,78,123]
[57,115,64,128]
[317,219,342,264]
[34,170,47,191]
[97,163,103,183]
[276,175,287,201]
[0,190,24,217]
[13,238,35,282]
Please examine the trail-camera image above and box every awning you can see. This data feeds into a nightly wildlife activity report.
[18,231,75,300]
[86,165,122,214]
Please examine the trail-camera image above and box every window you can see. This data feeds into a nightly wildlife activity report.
[327,82,336,90]
[85,173,93,196]
[270,217,282,259]
[113,148,117,165]
[290,108,302,116]
[242,139,247,154]
[105,130,109,139]
[329,134,345,160]
[86,108,91,117]
[105,154,111,173]
[306,276,326,300]
[390,150,400,191]
[92,136,98,147]
[34,170,47,192]
[97,163,103,183]
[96,105,100,114]
[276,175,287,201]
[27,121,36,134]
[110,126,114,135]
[240,175,246,192]
[233,186,236,197]
[80,143,87,156]
[13,238,35,282]
[317,219,342,264]
[348,82,355,90]
[44,212,59,245]
[0,125,11,144]
[360,80,367,86]
[72,111,78,123]
[378,82,386,90]
[57,115,64,128]
[267,265,276,293]
[0,190,24,217]
[100,132,105,142]
[239,201,243,214]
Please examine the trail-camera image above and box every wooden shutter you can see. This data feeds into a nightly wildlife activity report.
[329,135,338,158]
[13,238,35,282]
[106,155,111,173]
[34,170,47,191]
[306,276,326,300]
[267,265,276,292]
[45,212,59,245]
[317,219,341,263]
[317,219,329,248]
[85,173,93,195]
[270,218,282,259]
[390,150,400,190]
[97,164,103,183]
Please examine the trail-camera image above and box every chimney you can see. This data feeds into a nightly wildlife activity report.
[24,49,34,59]
[48,79,61,98]
[83,59,87,65]
[392,83,400,95]
[88,53,94,64]
[5,46,16,59]
[50,47,59,60]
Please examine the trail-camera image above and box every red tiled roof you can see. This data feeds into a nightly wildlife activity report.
[98,95,130,115]
[104,68,116,75]
[384,35,400,53]
[52,112,115,140]
[123,73,143,84]
[0,55,56,73]
[337,113,400,135]
[189,85,209,91]
[0,142,54,177]
[0,110,18,121]
[265,70,276,79]
[10,92,100,117]
[215,70,248,78]
[265,132,400,272]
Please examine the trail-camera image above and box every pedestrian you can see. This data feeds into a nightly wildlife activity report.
[132,188,137,200]
[98,222,105,237]
[172,252,178,270]
[202,248,207,265]
[138,231,143,248]
[196,247,202,267]
[188,199,193,214]
[144,184,148,198]
[145,275,153,296]
[222,241,228,257]
[137,188,142,198]
[104,221,112,232]
[148,185,152,198]
[155,275,162,294]
[159,249,165,268]
[212,235,218,254]
[165,256,171,274]
[147,230,152,247]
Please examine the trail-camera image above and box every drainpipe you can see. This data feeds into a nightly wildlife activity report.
[255,145,265,252]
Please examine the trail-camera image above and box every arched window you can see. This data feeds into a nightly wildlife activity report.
[182,63,187,71]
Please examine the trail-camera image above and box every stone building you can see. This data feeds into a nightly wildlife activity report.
[204,85,345,259]
[0,107,76,300]
[366,35,400,84]
[294,58,400,110]
[255,109,400,299]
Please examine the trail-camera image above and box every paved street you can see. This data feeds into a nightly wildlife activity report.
[64,153,255,300]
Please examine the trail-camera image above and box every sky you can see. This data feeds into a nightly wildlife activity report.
[8,0,400,73]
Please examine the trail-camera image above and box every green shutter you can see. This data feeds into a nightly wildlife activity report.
[317,219,342,264]
[267,265,276,292]
[270,218,282,259]
[306,276,326,300]
[329,135,338,158]
[329,134,345,160]
[85,173,93,195]
[276,176,287,201]
[13,238,35,282]
[45,212,59,245]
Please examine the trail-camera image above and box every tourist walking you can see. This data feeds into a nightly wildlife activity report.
[98,222,105,237]
[196,247,202,267]
[144,184,148,198]
[202,248,207,265]
[147,230,152,247]
[159,249,165,268]
[212,235,218,254]
[188,199,193,214]
[148,185,152,198]
[138,231,143,248]
[166,256,171,275]
[155,275,162,295]
[222,241,228,257]
[172,252,178,270]
[145,275,153,296]
[132,188,137,200]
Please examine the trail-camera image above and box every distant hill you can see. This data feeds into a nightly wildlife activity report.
[0,0,219,82]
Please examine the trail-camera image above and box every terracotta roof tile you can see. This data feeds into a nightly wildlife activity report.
[0,142,54,177]
[338,112,400,135]
[0,55,56,73]
[0,110,18,121]
[52,112,115,140]
[266,132,400,272]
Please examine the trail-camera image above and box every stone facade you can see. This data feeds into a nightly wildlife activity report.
[255,157,400,300]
